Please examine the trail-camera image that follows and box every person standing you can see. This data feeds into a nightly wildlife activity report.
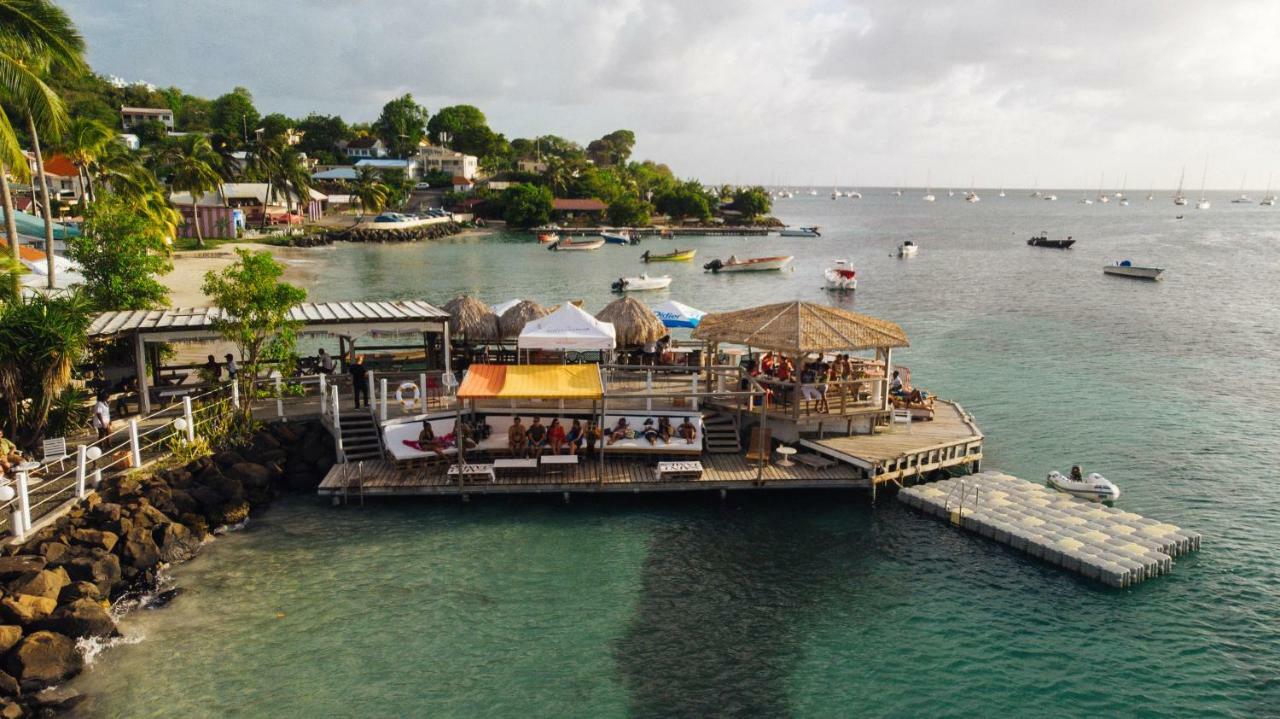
[92,391,112,441]
[349,355,369,409]
[203,355,222,383]
[318,348,335,375]
[224,353,239,381]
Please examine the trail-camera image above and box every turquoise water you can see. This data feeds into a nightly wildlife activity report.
[74,191,1280,717]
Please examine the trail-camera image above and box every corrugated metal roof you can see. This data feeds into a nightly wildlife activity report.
[88,300,448,338]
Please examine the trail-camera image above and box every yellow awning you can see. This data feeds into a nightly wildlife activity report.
[456,364,603,400]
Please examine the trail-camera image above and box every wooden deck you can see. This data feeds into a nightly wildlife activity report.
[318,452,867,498]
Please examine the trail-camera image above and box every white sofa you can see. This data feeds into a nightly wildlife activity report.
[383,417,462,463]
[601,413,702,455]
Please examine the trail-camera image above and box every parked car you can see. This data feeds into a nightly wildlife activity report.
[413,182,431,191]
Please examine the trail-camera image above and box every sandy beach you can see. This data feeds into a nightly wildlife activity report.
[163,242,320,306]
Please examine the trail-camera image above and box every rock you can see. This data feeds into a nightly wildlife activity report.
[68,529,118,553]
[257,449,288,465]
[65,555,121,597]
[0,596,57,625]
[177,513,208,538]
[36,543,71,566]
[153,522,201,564]
[211,500,250,527]
[230,463,271,489]
[119,527,160,571]
[8,569,69,601]
[29,685,84,712]
[0,674,19,702]
[0,558,44,580]
[298,441,325,465]
[273,423,300,443]
[130,503,169,531]
[57,582,99,604]
[35,599,116,639]
[145,588,182,609]
[4,631,82,686]
[90,502,122,523]
[189,485,226,513]
[251,432,280,451]
[0,626,21,654]
[212,451,246,468]
[112,477,142,501]
[168,489,199,515]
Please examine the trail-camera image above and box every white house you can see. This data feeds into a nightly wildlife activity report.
[344,136,387,159]
[120,106,175,130]
[118,133,141,151]
[417,144,479,180]
[517,159,549,174]
[354,158,419,179]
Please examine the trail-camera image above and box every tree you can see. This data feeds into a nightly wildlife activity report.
[0,289,94,447]
[373,93,428,157]
[58,116,113,203]
[607,194,651,227]
[586,129,635,166]
[654,180,712,221]
[164,133,224,247]
[352,166,389,215]
[502,183,553,228]
[297,113,351,160]
[210,87,259,145]
[731,186,772,219]
[426,105,486,147]
[202,248,306,423]
[69,193,172,310]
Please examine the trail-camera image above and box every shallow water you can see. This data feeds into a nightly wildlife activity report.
[74,191,1280,717]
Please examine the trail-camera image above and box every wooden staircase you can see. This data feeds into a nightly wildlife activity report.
[701,411,742,454]
[339,412,383,462]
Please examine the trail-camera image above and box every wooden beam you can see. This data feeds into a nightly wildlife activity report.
[134,331,150,414]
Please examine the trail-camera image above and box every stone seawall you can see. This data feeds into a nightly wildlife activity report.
[326,221,463,244]
[0,420,334,715]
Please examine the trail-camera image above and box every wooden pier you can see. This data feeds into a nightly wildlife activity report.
[898,472,1201,588]
[535,226,773,238]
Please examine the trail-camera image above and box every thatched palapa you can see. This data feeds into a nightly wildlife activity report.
[595,296,667,347]
[445,295,500,342]
[498,300,552,338]
[691,301,908,355]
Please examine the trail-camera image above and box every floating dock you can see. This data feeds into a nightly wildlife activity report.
[898,472,1201,588]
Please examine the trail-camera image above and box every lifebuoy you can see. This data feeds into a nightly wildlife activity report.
[395,381,421,410]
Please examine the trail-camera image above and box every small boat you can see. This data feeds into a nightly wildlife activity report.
[611,273,671,292]
[641,248,696,262]
[847,190,862,199]
[1047,470,1120,502]
[549,237,605,251]
[1043,194,1058,201]
[601,231,639,245]
[1028,235,1075,249]
[704,255,794,273]
[898,240,919,258]
[1263,197,1276,207]
[537,232,559,244]
[1103,260,1164,281]
[824,260,857,291]
[779,226,821,237]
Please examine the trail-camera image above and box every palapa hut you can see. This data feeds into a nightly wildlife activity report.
[498,299,552,339]
[444,295,500,342]
[692,301,909,420]
[595,296,667,348]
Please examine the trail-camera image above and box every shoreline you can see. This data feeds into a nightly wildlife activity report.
[165,242,320,305]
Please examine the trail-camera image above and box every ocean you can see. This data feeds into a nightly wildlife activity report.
[72,190,1280,717]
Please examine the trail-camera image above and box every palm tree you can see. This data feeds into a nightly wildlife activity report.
[352,166,388,216]
[164,134,224,248]
[279,148,312,217]
[0,287,93,446]
[59,116,113,203]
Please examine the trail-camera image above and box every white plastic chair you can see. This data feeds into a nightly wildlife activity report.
[441,371,459,397]
[41,437,70,469]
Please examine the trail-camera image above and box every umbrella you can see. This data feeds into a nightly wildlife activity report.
[596,296,667,347]
[498,300,552,338]
[652,300,706,329]
[446,295,500,342]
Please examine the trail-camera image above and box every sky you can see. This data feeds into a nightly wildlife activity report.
[62,0,1280,190]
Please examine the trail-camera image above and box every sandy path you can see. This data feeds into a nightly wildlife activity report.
[163,242,319,306]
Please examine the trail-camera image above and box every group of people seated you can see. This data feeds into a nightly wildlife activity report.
[403,419,478,458]
[749,352,878,413]
[506,417,600,458]
[604,417,698,446]
[888,370,930,405]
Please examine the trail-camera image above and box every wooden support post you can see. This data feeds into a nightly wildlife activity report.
[318,373,327,418]
[419,372,427,412]
[182,396,195,442]
[128,418,141,468]
[691,374,699,411]
[883,347,893,412]
[274,376,284,418]
[332,388,344,462]
[367,371,376,416]
[442,324,452,378]
[134,331,151,415]
[645,370,653,411]
[75,445,88,499]
[380,378,389,422]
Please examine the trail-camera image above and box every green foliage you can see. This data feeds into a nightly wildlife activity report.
[256,112,294,143]
[0,289,94,447]
[374,93,429,157]
[654,180,712,220]
[210,86,259,145]
[160,133,224,246]
[201,249,306,422]
[422,169,453,188]
[69,192,172,310]
[352,166,390,214]
[586,129,635,166]
[606,194,651,227]
[502,183,553,228]
[426,105,486,146]
[297,113,351,157]
[46,385,91,439]
[731,185,772,218]
[573,167,629,204]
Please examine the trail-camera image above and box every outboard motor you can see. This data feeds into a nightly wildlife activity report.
[611,278,627,293]
[703,259,724,273]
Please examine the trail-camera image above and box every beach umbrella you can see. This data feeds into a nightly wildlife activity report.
[596,296,667,347]
[652,300,706,329]
[498,300,552,338]
[446,295,500,342]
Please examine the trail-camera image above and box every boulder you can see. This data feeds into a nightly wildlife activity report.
[298,441,326,465]
[3,631,82,686]
[68,529,118,553]
[0,596,57,625]
[0,626,22,654]
[0,558,44,580]
[36,543,71,566]
[212,450,247,468]
[65,555,121,597]
[28,685,85,712]
[168,489,199,515]
[153,522,201,564]
[273,423,300,443]
[130,503,169,531]
[177,513,208,538]
[230,463,271,489]
[8,569,69,601]
[57,582,99,604]
[119,527,160,571]
[112,477,142,501]
[35,599,116,639]
[0,672,18,701]
[89,502,122,523]
[210,500,250,527]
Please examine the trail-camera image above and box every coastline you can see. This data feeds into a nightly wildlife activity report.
[164,242,321,304]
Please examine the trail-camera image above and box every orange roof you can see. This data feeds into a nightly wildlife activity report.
[553,198,607,212]
[42,154,78,178]
[457,364,603,400]
[0,238,46,263]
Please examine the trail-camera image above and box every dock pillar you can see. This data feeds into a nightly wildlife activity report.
[562,492,570,504]
[719,488,727,500]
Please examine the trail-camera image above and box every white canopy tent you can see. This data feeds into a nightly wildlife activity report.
[490,298,521,317]
[517,303,617,352]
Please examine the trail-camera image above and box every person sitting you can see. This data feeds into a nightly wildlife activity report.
[889,370,904,396]
[0,427,23,477]
[606,418,632,445]
[642,418,659,446]
[526,417,547,457]
[547,418,567,455]
[564,419,584,455]
[1070,465,1085,483]
[776,357,794,382]
[676,417,697,445]
[403,420,449,458]
[317,348,335,375]
[202,354,222,383]
[656,416,673,444]
[507,416,528,456]
[584,422,602,455]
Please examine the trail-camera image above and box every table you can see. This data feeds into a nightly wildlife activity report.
[541,454,579,476]
[16,461,41,486]
[775,447,797,467]
[493,458,538,477]
[447,463,495,483]
[654,460,703,481]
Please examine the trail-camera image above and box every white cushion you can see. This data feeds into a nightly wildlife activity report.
[383,418,459,461]
[601,414,702,453]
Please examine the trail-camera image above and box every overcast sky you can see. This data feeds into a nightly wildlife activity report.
[63,0,1280,190]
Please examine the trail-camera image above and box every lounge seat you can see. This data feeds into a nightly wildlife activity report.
[382,417,460,464]
[601,414,702,455]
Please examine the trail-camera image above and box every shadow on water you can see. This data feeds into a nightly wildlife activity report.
[611,491,874,719]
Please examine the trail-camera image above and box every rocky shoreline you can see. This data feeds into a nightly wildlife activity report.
[0,421,334,716]
[322,221,465,244]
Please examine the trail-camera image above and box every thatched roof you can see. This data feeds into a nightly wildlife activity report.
[691,301,908,354]
[595,296,667,347]
[445,295,500,341]
[498,300,552,338]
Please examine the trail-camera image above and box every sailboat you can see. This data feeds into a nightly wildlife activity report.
[1114,174,1127,199]
[1173,166,1189,206]
[1096,173,1110,203]
[1030,179,1042,198]
[1261,173,1275,206]
[1231,173,1251,203]
[1196,159,1211,210]
[923,170,935,202]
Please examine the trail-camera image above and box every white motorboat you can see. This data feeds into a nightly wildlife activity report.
[891,189,903,196]
[1119,198,1130,206]
[923,193,935,202]
[1263,196,1276,206]
[824,260,857,291]
[831,189,842,199]
[779,226,821,237]
[611,273,671,292]
[965,191,980,203]
[1047,470,1121,502]
[549,237,605,251]
[848,190,862,199]
[601,231,638,245]
[1079,197,1093,205]
[703,255,794,273]
[1103,260,1164,281]
[898,240,919,257]
[1044,194,1058,201]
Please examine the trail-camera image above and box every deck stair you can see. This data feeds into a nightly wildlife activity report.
[701,411,742,454]
[339,412,383,462]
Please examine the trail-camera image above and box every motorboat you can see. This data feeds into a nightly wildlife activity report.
[1079,198,1093,205]
[1119,198,1130,206]
[847,190,862,199]
[1263,196,1277,206]
[922,193,936,202]
[1028,235,1075,249]
[779,226,821,237]
[898,240,919,258]
[703,255,794,273]
[1196,198,1211,210]
[891,189,903,196]
[611,274,672,292]
[1046,470,1120,502]
[1231,195,1251,204]
[537,232,560,244]
[548,237,605,251]
[601,231,639,245]
[965,191,980,203]
[824,260,857,291]
[1103,260,1164,281]
[831,189,842,199]
[1043,194,1058,201]
[641,248,696,262]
